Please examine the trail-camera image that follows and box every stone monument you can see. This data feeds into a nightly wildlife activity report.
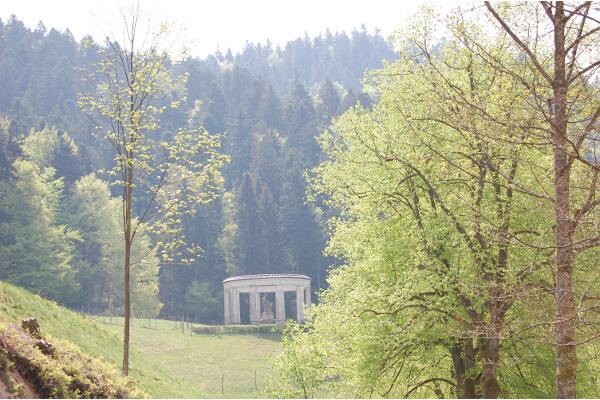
[260,295,275,323]
[222,273,311,325]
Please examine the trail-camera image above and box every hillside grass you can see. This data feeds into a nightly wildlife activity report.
[0,282,200,397]
[100,317,282,398]
[0,322,145,398]
[0,282,282,398]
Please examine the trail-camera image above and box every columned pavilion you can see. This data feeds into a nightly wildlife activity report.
[223,274,311,325]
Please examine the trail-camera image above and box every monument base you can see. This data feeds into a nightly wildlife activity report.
[260,311,275,324]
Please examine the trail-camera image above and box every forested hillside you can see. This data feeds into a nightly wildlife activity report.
[4,2,600,398]
[0,15,397,322]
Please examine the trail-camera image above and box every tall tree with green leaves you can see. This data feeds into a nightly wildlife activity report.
[446,3,600,396]
[271,7,600,397]
[78,8,227,374]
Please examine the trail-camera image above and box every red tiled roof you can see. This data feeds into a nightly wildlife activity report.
[222,273,311,283]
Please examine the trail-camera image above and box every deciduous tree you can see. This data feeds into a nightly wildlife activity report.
[78,6,227,374]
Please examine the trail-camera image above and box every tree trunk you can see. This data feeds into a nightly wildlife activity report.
[122,172,133,376]
[450,339,477,398]
[479,336,501,398]
[552,4,577,398]
[122,237,131,375]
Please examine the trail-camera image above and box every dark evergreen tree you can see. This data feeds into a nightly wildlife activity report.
[280,152,327,281]
[0,117,21,180]
[236,172,268,274]
[257,181,291,273]
[317,79,342,120]
[284,80,321,165]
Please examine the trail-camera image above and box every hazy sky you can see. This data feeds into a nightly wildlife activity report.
[1,0,458,57]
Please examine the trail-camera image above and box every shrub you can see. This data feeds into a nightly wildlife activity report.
[191,323,283,336]
[0,322,146,398]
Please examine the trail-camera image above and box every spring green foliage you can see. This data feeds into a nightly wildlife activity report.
[265,323,326,399]
[77,14,229,373]
[270,5,600,398]
[77,29,228,266]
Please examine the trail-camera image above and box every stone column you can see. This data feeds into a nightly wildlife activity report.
[232,289,241,324]
[296,286,305,322]
[275,289,285,324]
[305,284,312,307]
[255,291,262,322]
[249,287,260,324]
[224,288,230,324]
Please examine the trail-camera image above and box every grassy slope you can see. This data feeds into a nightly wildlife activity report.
[101,317,282,398]
[0,282,200,398]
[0,282,282,398]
